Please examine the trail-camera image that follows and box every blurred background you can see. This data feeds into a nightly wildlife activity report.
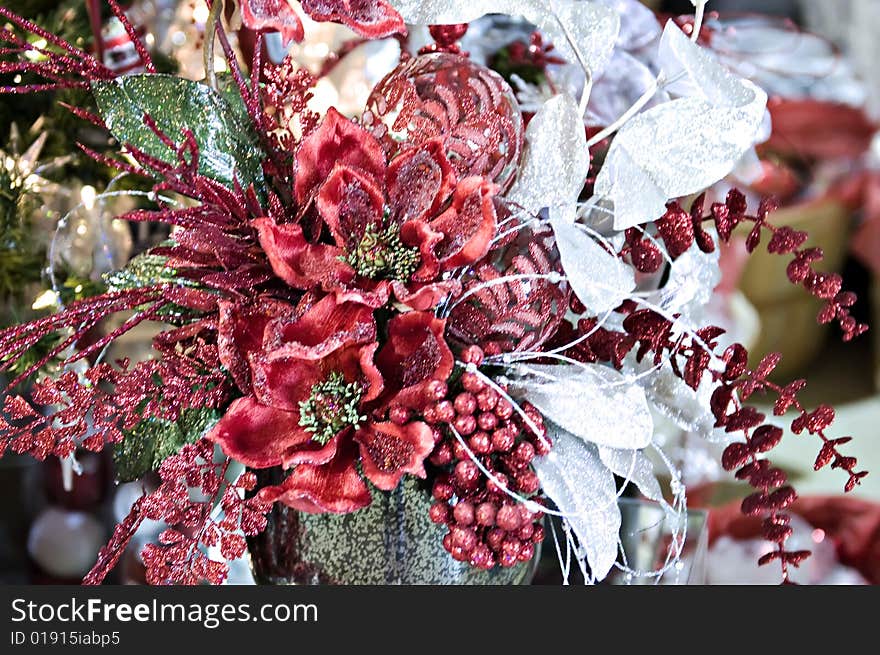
[0,0,879,585]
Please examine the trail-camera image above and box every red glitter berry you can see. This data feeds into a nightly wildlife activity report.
[388,405,411,425]
[514,470,540,494]
[491,427,515,452]
[453,501,475,526]
[513,440,536,465]
[454,460,480,490]
[476,502,497,526]
[486,472,510,496]
[477,411,498,431]
[451,438,470,461]
[430,502,450,524]
[469,544,492,569]
[494,399,514,420]
[486,527,506,551]
[454,392,477,415]
[430,442,453,466]
[496,504,522,531]
[432,479,454,501]
[461,372,486,394]
[454,414,477,436]
[476,389,498,411]
[433,400,456,423]
[425,380,448,401]
[531,524,545,544]
[469,431,492,455]
[518,542,535,562]
[460,345,485,366]
[451,525,477,551]
[517,523,534,541]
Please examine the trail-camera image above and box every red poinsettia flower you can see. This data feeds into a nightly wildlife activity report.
[208,295,445,513]
[238,0,405,47]
[255,107,499,310]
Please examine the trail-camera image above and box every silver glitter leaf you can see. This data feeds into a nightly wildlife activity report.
[507,93,589,214]
[599,0,661,51]
[550,216,635,316]
[657,19,760,108]
[651,243,720,318]
[391,1,620,73]
[594,22,767,229]
[596,446,663,503]
[628,355,729,441]
[511,363,653,450]
[533,427,620,581]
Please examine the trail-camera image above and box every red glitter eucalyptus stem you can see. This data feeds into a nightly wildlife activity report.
[553,190,869,583]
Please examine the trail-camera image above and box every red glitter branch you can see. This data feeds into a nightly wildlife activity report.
[83,496,146,585]
[0,329,231,462]
[106,0,155,74]
[548,188,869,582]
[653,191,869,341]
[84,440,270,585]
[0,7,116,93]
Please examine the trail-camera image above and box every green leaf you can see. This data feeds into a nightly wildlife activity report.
[214,72,253,132]
[113,407,222,482]
[91,74,264,193]
[105,251,184,293]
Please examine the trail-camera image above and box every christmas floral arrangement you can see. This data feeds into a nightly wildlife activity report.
[0,0,869,585]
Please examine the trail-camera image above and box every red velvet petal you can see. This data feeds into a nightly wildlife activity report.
[253,341,383,409]
[354,342,384,402]
[429,176,498,270]
[316,165,385,250]
[391,279,461,311]
[248,351,323,411]
[300,0,405,40]
[332,279,392,309]
[386,139,456,224]
[294,107,386,204]
[375,311,454,409]
[217,298,298,394]
[254,217,351,291]
[207,397,313,469]
[355,420,434,491]
[400,218,444,282]
[260,438,372,513]
[239,0,304,46]
[265,293,376,358]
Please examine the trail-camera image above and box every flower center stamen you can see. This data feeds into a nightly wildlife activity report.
[345,217,420,282]
[298,371,365,445]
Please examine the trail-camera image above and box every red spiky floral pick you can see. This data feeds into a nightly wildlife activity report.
[0,0,869,585]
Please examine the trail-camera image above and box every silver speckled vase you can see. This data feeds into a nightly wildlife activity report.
[247,469,535,585]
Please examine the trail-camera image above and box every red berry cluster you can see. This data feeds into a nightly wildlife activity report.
[422,346,550,570]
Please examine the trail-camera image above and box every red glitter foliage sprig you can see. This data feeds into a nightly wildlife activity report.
[547,193,868,582]
[0,330,231,462]
[85,439,271,585]
[0,4,124,93]
[651,191,868,341]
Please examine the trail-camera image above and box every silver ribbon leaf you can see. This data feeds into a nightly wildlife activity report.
[598,0,662,51]
[651,242,720,319]
[511,363,653,450]
[594,21,768,230]
[596,446,664,503]
[391,1,620,74]
[507,93,589,214]
[532,427,620,581]
[550,216,635,315]
[628,355,730,441]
